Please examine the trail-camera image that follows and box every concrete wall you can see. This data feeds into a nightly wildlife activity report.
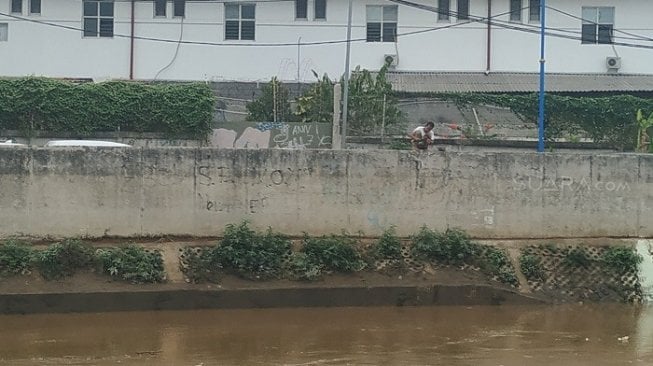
[0,148,650,239]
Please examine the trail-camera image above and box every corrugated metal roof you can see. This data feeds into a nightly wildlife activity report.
[384,72,653,93]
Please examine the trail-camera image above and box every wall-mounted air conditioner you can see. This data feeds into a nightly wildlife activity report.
[606,57,621,72]
[384,54,398,68]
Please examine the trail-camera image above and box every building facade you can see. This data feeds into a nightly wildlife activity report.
[1,0,652,82]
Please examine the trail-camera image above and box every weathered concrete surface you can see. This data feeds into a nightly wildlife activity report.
[0,148,650,238]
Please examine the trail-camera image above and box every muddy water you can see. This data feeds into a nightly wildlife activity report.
[0,305,651,366]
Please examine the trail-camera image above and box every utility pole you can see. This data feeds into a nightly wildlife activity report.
[341,0,353,148]
[537,0,546,152]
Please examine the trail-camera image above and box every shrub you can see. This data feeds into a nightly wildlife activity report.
[35,239,96,280]
[370,227,403,260]
[0,240,34,276]
[301,233,364,272]
[97,245,165,284]
[520,253,545,281]
[601,246,643,274]
[214,222,291,279]
[180,247,221,283]
[410,227,477,264]
[478,246,519,286]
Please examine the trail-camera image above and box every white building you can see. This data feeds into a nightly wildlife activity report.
[1,0,652,84]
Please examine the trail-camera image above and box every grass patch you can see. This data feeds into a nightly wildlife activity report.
[97,245,165,284]
[35,239,96,280]
[0,240,34,276]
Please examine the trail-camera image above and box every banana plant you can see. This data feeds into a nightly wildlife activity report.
[636,109,653,152]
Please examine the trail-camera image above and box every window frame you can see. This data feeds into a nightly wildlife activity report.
[11,0,22,14]
[0,23,8,42]
[225,3,256,41]
[456,0,469,21]
[173,0,185,18]
[528,0,540,22]
[29,0,40,14]
[314,0,326,20]
[509,0,522,22]
[437,0,450,21]
[82,0,114,38]
[581,6,615,45]
[295,0,307,20]
[365,5,398,43]
[154,0,166,17]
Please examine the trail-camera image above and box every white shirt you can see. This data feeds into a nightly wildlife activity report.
[412,126,436,140]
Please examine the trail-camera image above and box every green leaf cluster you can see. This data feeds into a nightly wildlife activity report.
[0,240,34,276]
[410,227,477,264]
[97,245,165,284]
[246,77,296,123]
[35,239,96,280]
[0,77,215,139]
[369,227,403,260]
[213,222,291,280]
[601,246,643,274]
[519,253,545,281]
[301,233,365,273]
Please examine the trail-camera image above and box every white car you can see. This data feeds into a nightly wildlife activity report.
[0,139,27,147]
[45,140,131,147]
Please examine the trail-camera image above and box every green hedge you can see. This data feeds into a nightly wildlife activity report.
[0,78,215,139]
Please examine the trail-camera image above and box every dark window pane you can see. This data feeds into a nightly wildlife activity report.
[510,0,521,21]
[225,4,239,19]
[296,0,307,19]
[241,20,255,40]
[84,18,98,37]
[99,2,113,16]
[366,22,381,42]
[225,20,240,40]
[30,0,40,14]
[457,0,469,20]
[11,0,21,13]
[242,4,255,19]
[529,0,540,21]
[99,18,113,37]
[581,24,596,44]
[598,24,613,44]
[315,0,326,19]
[173,0,185,17]
[382,22,396,42]
[155,0,166,16]
[438,0,449,20]
[84,1,97,16]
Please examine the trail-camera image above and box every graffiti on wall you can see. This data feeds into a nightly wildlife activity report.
[211,122,332,149]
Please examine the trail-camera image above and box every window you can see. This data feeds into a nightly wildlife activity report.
[11,0,22,13]
[437,0,450,21]
[582,7,614,44]
[295,0,307,19]
[457,0,469,20]
[83,0,114,37]
[529,0,540,22]
[173,0,185,17]
[225,3,255,40]
[154,0,166,17]
[29,0,40,14]
[510,0,521,21]
[0,23,7,41]
[314,0,326,20]
[366,5,397,42]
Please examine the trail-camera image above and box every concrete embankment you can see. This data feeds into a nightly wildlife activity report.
[0,148,650,239]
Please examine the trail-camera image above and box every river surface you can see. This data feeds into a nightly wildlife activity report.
[0,304,651,366]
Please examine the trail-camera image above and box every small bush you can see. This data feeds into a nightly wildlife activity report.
[563,248,591,269]
[410,227,477,264]
[0,240,34,276]
[520,253,545,281]
[35,239,96,280]
[478,246,519,286]
[497,266,519,286]
[370,227,403,260]
[601,246,643,274]
[301,233,364,272]
[97,245,165,284]
[387,139,412,150]
[214,222,291,279]
[285,252,323,281]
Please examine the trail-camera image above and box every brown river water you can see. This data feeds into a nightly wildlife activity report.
[0,304,651,366]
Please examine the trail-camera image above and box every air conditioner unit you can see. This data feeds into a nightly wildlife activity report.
[606,56,621,71]
[384,54,398,68]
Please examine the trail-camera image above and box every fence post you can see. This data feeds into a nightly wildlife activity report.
[332,83,342,149]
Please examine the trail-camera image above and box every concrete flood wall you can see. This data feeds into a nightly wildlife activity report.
[0,148,651,239]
